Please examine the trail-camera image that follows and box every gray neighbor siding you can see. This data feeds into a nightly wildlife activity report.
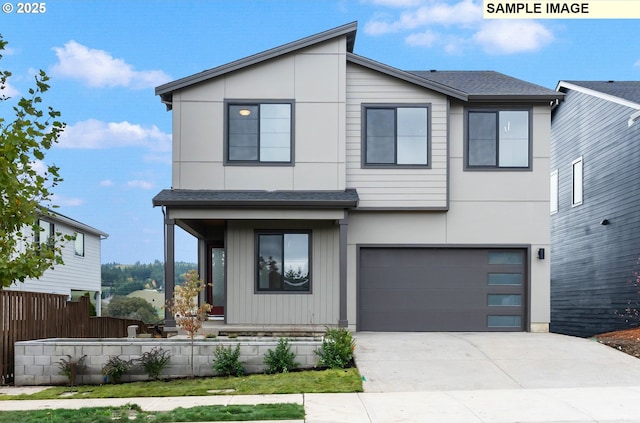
[550,88,640,337]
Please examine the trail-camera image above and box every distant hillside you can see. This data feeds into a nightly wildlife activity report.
[101,261,197,298]
[127,289,165,318]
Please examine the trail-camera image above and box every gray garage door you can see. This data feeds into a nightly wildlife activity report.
[358,248,527,331]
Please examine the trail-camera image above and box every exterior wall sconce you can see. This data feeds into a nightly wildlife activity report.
[600,219,610,225]
[537,248,545,260]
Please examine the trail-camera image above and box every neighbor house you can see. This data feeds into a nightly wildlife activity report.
[550,80,640,337]
[153,22,563,332]
[4,211,108,315]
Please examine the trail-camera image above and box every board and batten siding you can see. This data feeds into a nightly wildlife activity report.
[551,88,640,337]
[345,63,448,209]
[225,220,339,325]
[6,221,102,296]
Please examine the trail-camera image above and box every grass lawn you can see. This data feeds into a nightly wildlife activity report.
[1,368,362,400]
[0,403,305,422]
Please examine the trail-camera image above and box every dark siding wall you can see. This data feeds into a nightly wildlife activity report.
[550,89,640,337]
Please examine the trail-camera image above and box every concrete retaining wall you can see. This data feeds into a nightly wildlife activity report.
[14,337,321,386]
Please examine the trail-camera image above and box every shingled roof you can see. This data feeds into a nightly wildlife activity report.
[410,70,562,101]
[559,81,640,105]
[152,189,359,208]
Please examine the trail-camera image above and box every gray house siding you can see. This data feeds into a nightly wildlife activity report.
[225,220,339,326]
[551,88,640,337]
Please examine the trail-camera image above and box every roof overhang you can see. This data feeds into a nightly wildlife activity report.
[152,189,359,209]
[467,94,565,103]
[347,53,469,101]
[556,81,640,110]
[41,209,109,239]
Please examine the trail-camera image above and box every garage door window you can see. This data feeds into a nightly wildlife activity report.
[488,294,522,306]
[488,251,523,265]
[256,231,310,293]
[488,273,522,285]
[488,315,522,328]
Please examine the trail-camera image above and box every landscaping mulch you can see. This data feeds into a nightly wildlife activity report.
[595,327,640,359]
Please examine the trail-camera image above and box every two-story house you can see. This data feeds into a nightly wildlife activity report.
[153,22,563,332]
[550,80,640,337]
[4,211,108,315]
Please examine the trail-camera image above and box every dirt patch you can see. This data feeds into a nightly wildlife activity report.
[595,327,640,359]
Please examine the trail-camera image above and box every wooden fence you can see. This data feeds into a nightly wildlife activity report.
[1,291,150,385]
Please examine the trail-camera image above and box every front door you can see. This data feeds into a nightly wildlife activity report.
[207,243,225,317]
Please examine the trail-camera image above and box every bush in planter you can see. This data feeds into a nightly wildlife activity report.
[101,355,131,384]
[57,355,86,386]
[314,327,355,369]
[138,346,171,380]
[263,338,299,374]
[212,344,244,377]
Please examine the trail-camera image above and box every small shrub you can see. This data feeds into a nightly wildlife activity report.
[263,338,299,374]
[138,347,171,380]
[212,344,244,377]
[314,327,355,369]
[101,355,132,384]
[57,355,86,386]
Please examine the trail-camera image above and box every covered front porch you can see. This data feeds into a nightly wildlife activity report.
[152,189,358,332]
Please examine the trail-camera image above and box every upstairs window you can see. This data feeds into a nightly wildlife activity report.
[467,110,530,169]
[226,101,293,164]
[363,105,429,166]
[74,232,85,257]
[36,219,54,247]
[572,157,583,206]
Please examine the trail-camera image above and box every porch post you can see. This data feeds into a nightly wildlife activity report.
[164,217,176,328]
[338,213,349,328]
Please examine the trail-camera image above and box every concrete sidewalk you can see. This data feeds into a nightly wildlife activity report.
[4,388,640,422]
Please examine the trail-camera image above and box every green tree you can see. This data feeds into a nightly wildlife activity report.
[104,296,160,324]
[0,34,67,288]
[166,270,211,378]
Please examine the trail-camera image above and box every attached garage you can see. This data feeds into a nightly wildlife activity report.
[358,247,527,331]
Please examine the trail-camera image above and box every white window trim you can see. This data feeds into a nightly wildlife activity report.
[572,157,583,207]
[550,169,559,214]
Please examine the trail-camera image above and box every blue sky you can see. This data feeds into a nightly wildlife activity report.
[1,0,638,264]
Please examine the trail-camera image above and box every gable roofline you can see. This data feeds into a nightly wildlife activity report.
[346,53,469,101]
[155,22,358,108]
[556,81,640,110]
[41,209,109,239]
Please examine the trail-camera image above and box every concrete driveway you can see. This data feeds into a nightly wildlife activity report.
[354,332,640,392]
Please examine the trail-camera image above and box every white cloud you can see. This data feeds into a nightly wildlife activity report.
[474,20,554,54]
[99,179,114,187]
[634,59,640,68]
[30,160,48,176]
[405,30,439,47]
[51,41,171,89]
[127,180,155,190]
[365,0,482,35]
[58,119,171,153]
[51,194,84,207]
[1,81,20,98]
[364,0,555,55]
[367,0,424,6]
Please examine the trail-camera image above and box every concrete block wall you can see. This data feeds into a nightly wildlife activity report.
[14,337,321,386]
